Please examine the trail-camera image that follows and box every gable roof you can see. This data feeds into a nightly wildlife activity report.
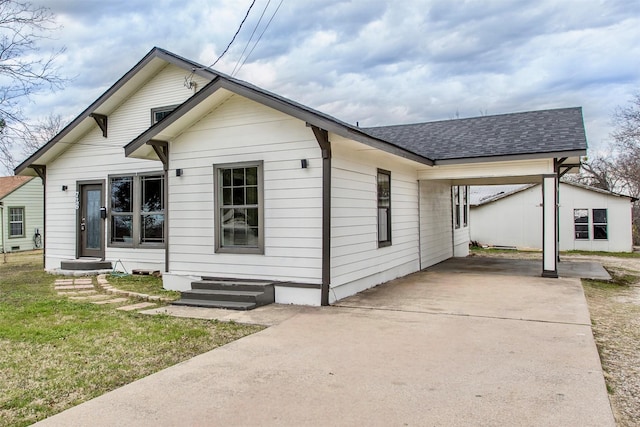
[16,47,588,175]
[471,181,637,207]
[0,176,34,199]
[363,107,587,164]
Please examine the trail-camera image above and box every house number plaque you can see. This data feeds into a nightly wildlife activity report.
[75,191,80,210]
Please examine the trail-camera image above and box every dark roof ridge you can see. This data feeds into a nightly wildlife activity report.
[363,106,583,131]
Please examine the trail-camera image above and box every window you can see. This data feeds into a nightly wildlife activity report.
[214,162,263,254]
[453,186,461,229]
[9,207,24,238]
[574,209,589,239]
[151,105,178,125]
[462,186,468,227]
[592,209,608,240]
[377,169,391,247]
[109,173,164,247]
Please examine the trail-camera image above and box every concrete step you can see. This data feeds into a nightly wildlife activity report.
[61,259,113,271]
[174,279,275,310]
[172,299,256,310]
[180,289,265,303]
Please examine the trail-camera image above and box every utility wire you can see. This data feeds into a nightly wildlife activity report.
[209,0,256,69]
[234,0,284,76]
[232,0,272,76]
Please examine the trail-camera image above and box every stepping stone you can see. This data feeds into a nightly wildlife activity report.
[55,279,74,285]
[74,278,93,285]
[57,290,97,295]
[70,294,112,301]
[117,302,157,311]
[55,284,95,290]
[92,297,129,305]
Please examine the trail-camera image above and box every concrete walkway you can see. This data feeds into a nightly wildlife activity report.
[36,271,615,426]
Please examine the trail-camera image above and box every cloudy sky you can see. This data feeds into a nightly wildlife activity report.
[25,0,640,162]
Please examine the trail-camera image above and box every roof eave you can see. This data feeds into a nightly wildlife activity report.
[15,47,216,175]
[433,149,586,166]
[125,76,435,166]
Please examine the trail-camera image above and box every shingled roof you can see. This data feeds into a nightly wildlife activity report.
[362,107,587,162]
[0,176,33,199]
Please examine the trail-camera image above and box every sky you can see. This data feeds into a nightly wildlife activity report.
[22,0,640,165]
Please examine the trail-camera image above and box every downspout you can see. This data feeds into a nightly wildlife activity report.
[148,140,169,273]
[310,125,331,306]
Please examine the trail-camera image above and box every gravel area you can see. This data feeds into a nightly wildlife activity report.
[474,250,640,426]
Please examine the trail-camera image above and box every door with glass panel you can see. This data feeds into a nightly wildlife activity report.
[79,183,105,258]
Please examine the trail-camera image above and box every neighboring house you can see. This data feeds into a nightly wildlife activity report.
[470,182,636,252]
[15,48,587,305]
[0,176,44,253]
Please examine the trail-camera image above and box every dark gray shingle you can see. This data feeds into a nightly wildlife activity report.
[362,107,587,161]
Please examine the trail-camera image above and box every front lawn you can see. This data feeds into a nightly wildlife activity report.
[0,251,262,427]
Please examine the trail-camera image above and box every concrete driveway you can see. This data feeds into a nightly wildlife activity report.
[35,269,615,426]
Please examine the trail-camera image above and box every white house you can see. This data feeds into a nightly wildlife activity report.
[0,176,44,253]
[470,182,636,252]
[15,48,587,307]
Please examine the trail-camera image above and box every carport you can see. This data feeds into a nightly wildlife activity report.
[366,107,587,278]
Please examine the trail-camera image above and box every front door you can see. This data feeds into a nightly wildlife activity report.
[78,183,105,258]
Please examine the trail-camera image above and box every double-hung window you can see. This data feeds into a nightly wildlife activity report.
[214,162,263,254]
[377,169,392,247]
[109,173,164,247]
[592,209,608,240]
[452,185,468,229]
[9,207,25,238]
[574,208,608,240]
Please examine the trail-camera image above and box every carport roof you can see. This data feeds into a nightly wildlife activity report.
[362,107,587,162]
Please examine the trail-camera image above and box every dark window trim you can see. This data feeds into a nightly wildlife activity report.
[8,206,25,238]
[453,186,461,229]
[107,171,165,249]
[213,161,264,255]
[377,168,392,248]
[151,105,180,125]
[462,186,468,227]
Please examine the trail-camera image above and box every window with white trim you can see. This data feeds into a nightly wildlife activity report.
[214,162,263,254]
[574,208,608,240]
[9,207,24,237]
[109,173,164,247]
[592,209,608,240]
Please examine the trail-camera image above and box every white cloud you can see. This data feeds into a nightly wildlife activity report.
[19,0,640,161]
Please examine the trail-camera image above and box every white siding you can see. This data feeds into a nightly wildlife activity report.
[167,94,323,283]
[329,137,420,301]
[1,178,44,252]
[44,64,209,271]
[470,183,634,252]
[419,181,453,267]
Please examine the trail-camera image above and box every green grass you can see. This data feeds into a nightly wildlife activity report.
[561,250,640,258]
[106,273,181,299]
[0,251,263,427]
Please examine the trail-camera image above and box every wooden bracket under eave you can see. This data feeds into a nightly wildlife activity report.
[90,113,108,138]
[147,140,168,167]
[31,164,46,182]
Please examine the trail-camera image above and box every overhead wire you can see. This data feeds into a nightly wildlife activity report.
[234,0,285,76]
[231,0,272,76]
[209,0,257,69]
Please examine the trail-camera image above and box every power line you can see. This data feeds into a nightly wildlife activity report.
[232,0,272,76]
[234,0,284,76]
[209,0,257,69]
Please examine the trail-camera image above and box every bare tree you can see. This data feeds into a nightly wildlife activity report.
[21,112,61,155]
[611,93,640,245]
[0,0,65,173]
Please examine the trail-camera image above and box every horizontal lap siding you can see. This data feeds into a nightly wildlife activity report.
[330,138,420,288]
[168,94,323,283]
[420,181,453,267]
[44,65,209,270]
[1,179,43,252]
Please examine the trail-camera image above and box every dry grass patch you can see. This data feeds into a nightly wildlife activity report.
[583,270,640,427]
[0,251,263,427]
